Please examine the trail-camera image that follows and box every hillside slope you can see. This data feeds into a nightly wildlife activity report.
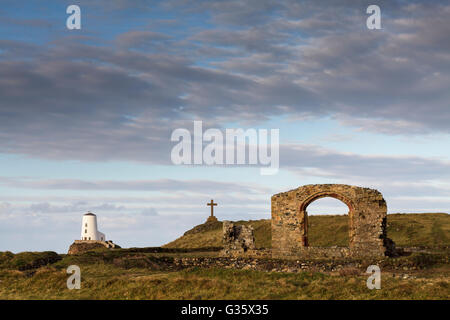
[163,213,450,249]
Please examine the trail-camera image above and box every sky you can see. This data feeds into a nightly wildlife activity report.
[0,0,449,253]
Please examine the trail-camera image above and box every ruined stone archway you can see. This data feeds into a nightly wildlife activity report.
[300,191,354,247]
[271,184,390,258]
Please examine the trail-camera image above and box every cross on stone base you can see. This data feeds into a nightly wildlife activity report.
[206,199,218,223]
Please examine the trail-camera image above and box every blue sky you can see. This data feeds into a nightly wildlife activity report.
[0,0,449,253]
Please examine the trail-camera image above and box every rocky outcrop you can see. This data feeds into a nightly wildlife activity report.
[67,240,121,255]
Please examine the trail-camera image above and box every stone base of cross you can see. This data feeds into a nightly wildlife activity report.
[206,215,218,223]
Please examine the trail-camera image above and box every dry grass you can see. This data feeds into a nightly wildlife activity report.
[0,213,448,300]
[0,264,448,300]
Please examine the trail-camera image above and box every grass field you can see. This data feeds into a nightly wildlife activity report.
[0,213,448,300]
[0,261,448,299]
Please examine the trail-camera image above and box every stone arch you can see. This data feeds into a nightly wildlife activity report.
[300,191,355,213]
[271,184,390,258]
[299,191,355,247]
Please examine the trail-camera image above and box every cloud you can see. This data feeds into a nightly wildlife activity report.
[116,31,172,49]
[0,202,11,215]
[1,2,450,164]
[141,208,158,216]
[0,177,271,194]
[280,144,450,182]
[27,202,126,214]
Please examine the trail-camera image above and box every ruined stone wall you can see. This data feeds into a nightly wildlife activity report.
[271,184,391,258]
[222,221,256,255]
[114,254,439,274]
[286,247,351,259]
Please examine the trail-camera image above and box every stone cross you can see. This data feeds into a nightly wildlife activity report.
[207,199,217,217]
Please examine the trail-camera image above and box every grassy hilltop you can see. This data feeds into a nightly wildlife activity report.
[0,213,448,299]
[164,213,450,249]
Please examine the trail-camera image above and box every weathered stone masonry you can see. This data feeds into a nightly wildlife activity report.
[222,221,256,256]
[271,184,394,258]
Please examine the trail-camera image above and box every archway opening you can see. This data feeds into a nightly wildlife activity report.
[305,197,350,247]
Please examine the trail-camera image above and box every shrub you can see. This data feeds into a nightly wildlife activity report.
[3,251,62,271]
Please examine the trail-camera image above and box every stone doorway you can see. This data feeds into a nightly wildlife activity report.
[304,196,351,247]
[271,184,392,258]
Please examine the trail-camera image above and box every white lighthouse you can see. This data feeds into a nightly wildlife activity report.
[80,212,106,241]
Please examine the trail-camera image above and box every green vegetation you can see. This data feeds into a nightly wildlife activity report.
[0,213,448,300]
[307,215,349,246]
[387,213,450,247]
[164,213,450,248]
[0,262,448,299]
[0,251,61,271]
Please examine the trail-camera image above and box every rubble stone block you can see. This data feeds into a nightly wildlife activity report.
[222,221,256,255]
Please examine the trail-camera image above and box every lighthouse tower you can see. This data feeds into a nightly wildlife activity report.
[80,212,106,241]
